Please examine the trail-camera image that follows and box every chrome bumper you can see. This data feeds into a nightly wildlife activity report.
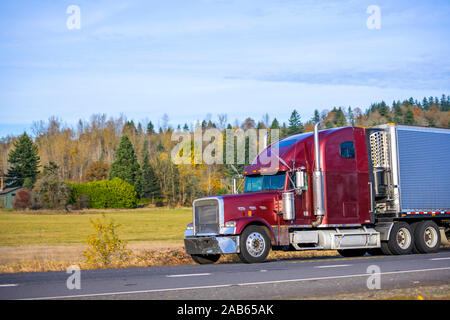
[184,236,240,255]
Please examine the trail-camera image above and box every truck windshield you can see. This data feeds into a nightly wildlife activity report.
[244,173,286,192]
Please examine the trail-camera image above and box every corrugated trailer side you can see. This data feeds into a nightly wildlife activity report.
[369,124,450,218]
[395,126,450,216]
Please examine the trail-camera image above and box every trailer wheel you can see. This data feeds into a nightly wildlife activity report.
[412,220,441,254]
[191,254,221,264]
[238,225,271,263]
[385,222,414,255]
[337,249,366,257]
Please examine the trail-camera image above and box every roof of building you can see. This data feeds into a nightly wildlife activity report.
[0,187,21,195]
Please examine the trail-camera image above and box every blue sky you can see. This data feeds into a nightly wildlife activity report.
[1,0,449,137]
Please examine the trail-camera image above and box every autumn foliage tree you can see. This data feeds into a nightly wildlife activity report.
[0,94,448,208]
[85,161,109,182]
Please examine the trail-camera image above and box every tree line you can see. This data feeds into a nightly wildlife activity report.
[0,94,448,208]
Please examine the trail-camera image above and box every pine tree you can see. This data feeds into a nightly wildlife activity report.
[403,109,415,125]
[270,118,280,129]
[347,107,355,126]
[146,121,155,135]
[393,104,403,124]
[287,110,304,135]
[6,133,40,188]
[378,101,388,117]
[312,109,320,123]
[138,150,161,200]
[422,97,429,110]
[334,107,347,127]
[109,135,140,187]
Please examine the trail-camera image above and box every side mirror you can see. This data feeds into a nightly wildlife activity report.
[295,170,304,189]
[295,167,307,194]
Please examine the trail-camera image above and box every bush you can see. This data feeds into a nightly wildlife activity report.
[83,214,131,267]
[32,176,72,210]
[13,189,31,210]
[155,198,165,207]
[70,178,137,209]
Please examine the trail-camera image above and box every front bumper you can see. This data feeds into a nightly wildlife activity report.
[184,236,240,255]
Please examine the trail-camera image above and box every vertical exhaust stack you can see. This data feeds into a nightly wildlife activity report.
[312,122,325,226]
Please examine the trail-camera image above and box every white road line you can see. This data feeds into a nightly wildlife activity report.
[166,273,211,278]
[315,264,350,269]
[0,284,18,287]
[430,257,450,261]
[26,266,450,300]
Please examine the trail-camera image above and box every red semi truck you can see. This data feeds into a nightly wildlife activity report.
[184,124,450,264]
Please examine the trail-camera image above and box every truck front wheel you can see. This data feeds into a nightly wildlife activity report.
[238,225,271,263]
[191,254,221,264]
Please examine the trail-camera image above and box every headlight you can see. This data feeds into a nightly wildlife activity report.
[186,223,194,230]
[225,221,236,228]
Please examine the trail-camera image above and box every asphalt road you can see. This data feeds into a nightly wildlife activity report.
[1,249,449,300]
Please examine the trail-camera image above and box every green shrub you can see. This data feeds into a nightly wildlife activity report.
[83,214,131,267]
[70,178,137,209]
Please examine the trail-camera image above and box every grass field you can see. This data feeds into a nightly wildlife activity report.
[0,208,192,246]
[0,207,341,273]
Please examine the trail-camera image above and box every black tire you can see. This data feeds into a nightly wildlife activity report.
[337,249,367,257]
[380,241,392,255]
[386,222,414,255]
[238,225,271,263]
[367,248,384,256]
[191,254,221,264]
[412,220,441,254]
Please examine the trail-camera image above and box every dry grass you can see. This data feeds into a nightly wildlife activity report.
[0,244,340,273]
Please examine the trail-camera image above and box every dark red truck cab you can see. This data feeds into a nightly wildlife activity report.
[184,124,450,263]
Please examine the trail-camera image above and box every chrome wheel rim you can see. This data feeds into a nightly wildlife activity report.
[424,226,438,248]
[396,227,411,249]
[246,232,265,257]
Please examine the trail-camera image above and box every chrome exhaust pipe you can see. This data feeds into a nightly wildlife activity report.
[312,122,325,226]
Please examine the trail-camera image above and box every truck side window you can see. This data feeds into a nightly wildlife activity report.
[340,141,355,159]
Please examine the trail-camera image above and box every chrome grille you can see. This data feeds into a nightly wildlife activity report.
[194,199,219,234]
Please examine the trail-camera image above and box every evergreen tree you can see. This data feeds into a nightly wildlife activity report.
[334,107,347,127]
[146,121,155,135]
[347,107,355,126]
[422,97,429,110]
[312,109,320,123]
[139,149,161,200]
[156,140,165,152]
[403,109,415,125]
[270,118,280,129]
[440,94,449,111]
[6,133,40,188]
[378,101,389,117]
[109,135,140,187]
[393,104,403,124]
[287,110,304,135]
